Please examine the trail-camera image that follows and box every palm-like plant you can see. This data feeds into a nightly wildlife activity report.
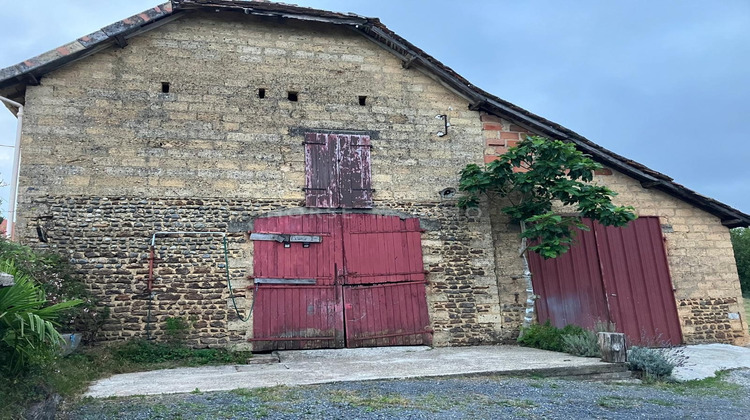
[0,260,81,374]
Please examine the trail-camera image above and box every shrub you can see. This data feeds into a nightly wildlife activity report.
[627,346,679,380]
[562,329,600,357]
[0,239,108,343]
[518,321,586,352]
[0,261,81,374]
[164,316,190,344]
[112,339,250,366]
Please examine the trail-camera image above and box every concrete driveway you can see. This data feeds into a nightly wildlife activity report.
[85,345,622,398]
[84,343,750,398]
[673,344,750,381]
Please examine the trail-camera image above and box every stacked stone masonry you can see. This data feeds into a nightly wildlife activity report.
[12,11,748,348]
[22,196,500,348]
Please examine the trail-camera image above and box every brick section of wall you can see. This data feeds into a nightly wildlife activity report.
[481,113,528,163]
[678,298,747,343]
[480,112,749,346]
[23,195,502,348]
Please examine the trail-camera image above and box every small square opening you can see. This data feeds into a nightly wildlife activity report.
[161,82,170,93]
[358,96,367,106]
[288,91,298,102]
[258,88,266,99]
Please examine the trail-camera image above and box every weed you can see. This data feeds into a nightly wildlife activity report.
[327,390,413,410]
[651,371,743,398]
[627,346,681,380]
[562,329,600,357]
[646,398,675,407]
[230,386,289,402]
[495,399,537,408]
[164,317,190,344]
[597,395,640,409]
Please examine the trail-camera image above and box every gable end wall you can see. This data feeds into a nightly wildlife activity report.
[482,112,749,345]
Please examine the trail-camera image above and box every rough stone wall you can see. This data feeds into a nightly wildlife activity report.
[21,196,500,348]
[15,12,506,347]
[482,112,749,345]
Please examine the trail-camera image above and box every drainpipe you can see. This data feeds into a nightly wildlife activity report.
[0,96,23,240]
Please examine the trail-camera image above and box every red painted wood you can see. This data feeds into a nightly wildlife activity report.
[304,133,372,209]
[343,282,432,348]
[528,219,610,330]
[594,217,682,346]
[342,214,425,285]
[252,214,344,351]
[253,214,430,350]
[304,133,338,208]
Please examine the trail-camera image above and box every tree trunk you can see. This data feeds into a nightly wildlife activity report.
[519,221,536,332]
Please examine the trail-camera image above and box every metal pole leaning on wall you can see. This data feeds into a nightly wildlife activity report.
[145,231,251,339]
[0,96,23,240]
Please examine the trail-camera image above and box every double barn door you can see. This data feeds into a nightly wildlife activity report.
[528,217,683,346]
[251,214,432,351]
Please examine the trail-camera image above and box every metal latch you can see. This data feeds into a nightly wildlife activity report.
[254,278,316,285]
[250,233,322,245]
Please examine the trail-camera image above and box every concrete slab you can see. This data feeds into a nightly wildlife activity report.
[672,344,750,381]
[84,345,619,398]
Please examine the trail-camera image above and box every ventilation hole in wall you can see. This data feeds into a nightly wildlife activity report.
[439,188,457,199]
[287,91,298,102]
[359,96,367,106]
[161,82,170,93]
[258,88,266,99]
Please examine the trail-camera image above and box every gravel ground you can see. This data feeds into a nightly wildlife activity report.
[62,370,750,419]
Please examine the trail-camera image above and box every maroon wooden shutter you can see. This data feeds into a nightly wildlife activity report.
[305,133,372,209]
[304,133,339,208]
[339,135,373,209]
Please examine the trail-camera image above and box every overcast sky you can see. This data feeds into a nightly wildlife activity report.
[1,0,749,219]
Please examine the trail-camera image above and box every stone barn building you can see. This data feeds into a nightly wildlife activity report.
[0,0,747,349]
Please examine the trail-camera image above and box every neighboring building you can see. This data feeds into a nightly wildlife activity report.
[0,0,747,349]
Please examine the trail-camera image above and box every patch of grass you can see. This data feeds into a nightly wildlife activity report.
[327,390,413,411]
[494,399,537,409]
[112,339,251,366]
[597,395,641,409]
[1,341,253,419]
[646,398,675,407]
[651,371,744,398]
[230,386,290,402]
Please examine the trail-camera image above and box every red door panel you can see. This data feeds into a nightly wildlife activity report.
[529,216,682,347]
[528,219,610,330]
[343,282,432,348]
[342,214,425,285]
[251,215,344,351]
[594,217,682,346]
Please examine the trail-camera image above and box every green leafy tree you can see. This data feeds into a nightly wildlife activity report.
[459,136,636,328]
[730,227,750,295]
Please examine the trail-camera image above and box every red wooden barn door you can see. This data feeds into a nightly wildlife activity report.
[528,217,682,346]
[252,214,431,350]
[594,217,682,346]
[251,215,344,351]
[341,214,432,347]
